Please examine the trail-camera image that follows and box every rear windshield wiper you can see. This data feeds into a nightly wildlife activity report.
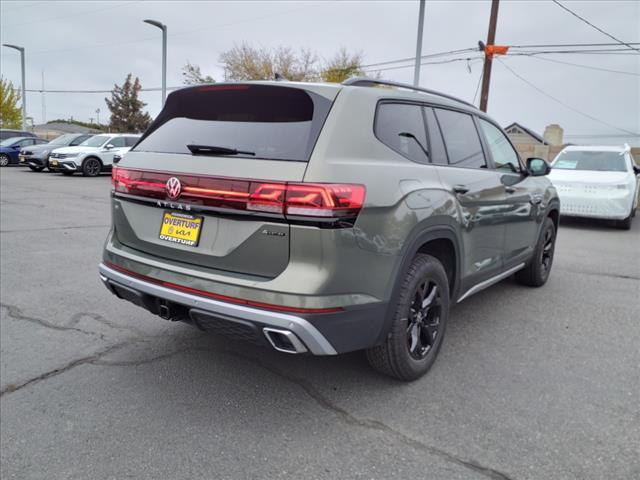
[187,144,255,156]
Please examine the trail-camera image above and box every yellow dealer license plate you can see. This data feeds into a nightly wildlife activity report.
[159,212,203,247]
[50,160,59,166]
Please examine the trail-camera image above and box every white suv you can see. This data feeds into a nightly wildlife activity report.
[49,133,140,176]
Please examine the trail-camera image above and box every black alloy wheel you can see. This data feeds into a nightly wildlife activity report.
[407,280,442,360]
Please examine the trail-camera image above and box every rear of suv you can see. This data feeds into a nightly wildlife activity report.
[100,79,559,380]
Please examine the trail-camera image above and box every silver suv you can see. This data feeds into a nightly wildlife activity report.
[49,133,140,176]
[100,79,559,380]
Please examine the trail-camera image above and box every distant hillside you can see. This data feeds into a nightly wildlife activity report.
[44,119,108,132]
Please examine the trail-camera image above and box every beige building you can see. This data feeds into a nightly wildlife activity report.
[504,122,566,162]
[505,122,640,165]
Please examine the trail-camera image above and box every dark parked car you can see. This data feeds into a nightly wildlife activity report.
[0,137,48,166]
[0,129,36,141]
[19,133,94,171]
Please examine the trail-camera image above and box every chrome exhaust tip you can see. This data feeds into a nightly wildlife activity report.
[263,328,308,354]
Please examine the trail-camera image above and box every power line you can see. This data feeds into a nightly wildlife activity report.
[509,48,640,55]
[24,2,335,56]
[16,86,184,94]
[0,1,47,13]
[473,69,484,105]
[495,57,639,136]
[1,1,138,28]
[509,42,640,49]
[360,48,478,69]
[362,56,483,73]
[551,0,640,53]
[522,55,640,77]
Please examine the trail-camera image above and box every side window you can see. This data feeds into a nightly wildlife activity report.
[434,109,486,169]
[124,136,138,147]
[70,135,88,146]
[20,139,35,146]
[375,103,429,164]
[478,119,521,173]
[109,137,126,148]
[423,107,448,165]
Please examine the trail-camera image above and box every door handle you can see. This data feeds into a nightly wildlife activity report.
[505,186,516,194]
[453,185,469,194]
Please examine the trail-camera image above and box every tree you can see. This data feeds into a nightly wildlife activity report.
[104,74,151,132]
[182,61,215,85]
[0,77,22,129]
[321,48,364,83]
[219,43,318,81]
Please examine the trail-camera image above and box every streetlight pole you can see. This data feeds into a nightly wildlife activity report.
[413,0,426,86]
[3,44,27,130]
[144,19,167,105]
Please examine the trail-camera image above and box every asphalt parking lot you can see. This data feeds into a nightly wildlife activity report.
[1,167,638,480]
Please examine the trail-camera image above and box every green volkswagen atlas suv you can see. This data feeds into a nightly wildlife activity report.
[99,78,559,380]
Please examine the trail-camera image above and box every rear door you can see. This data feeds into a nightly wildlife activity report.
[430,107,508,288]
[112,84,337,278]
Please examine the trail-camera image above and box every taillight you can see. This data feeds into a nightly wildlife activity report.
[112,168,366,225]
[285,184,365,218]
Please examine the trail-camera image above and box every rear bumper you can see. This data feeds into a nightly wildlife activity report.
[100,262,342,355]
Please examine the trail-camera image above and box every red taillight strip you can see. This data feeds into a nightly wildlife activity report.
[104,261,343,314]
[112,167,365,221]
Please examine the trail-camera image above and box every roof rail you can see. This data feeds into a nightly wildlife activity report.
[342,77,476,109]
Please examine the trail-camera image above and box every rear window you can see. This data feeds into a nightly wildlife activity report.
[434,109,486,169]
[133,84,333,162]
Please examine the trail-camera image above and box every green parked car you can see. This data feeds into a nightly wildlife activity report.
[100,78,559,381]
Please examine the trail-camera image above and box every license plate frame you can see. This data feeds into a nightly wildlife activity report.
[158,211,203,247]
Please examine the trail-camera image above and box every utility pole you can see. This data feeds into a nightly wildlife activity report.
[413,0,426,86]
[479,0,500,112]
[96,108,100,126]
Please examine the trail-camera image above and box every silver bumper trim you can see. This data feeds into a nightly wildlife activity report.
[98,263,337,355]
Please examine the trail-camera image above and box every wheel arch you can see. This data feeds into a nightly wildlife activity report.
[374,224,462,346]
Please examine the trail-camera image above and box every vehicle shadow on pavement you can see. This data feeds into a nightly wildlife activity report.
[558,216,622,231]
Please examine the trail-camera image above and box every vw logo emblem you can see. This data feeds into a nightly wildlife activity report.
[166,177,182,200]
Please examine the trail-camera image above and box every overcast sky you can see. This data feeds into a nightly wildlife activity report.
[1,0,638,144]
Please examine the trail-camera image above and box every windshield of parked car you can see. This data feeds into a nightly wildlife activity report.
[553,151,628,172]
[49,134,78,146]
[80,135,110,147]
[0,137,25,146]
[132,84,333,162]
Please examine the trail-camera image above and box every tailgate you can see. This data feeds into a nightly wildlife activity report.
[111,83,337,278]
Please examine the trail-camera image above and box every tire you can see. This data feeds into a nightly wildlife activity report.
[0,154,10,167]
[28,165,44,172]
[616,214,632,230]
[82,157,102,177]
[366,254,450,381]
[516,216,556,287]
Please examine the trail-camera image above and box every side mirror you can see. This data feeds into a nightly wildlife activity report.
[526,157,551,177]
[633,165,640,175]
[104,144,114,150]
